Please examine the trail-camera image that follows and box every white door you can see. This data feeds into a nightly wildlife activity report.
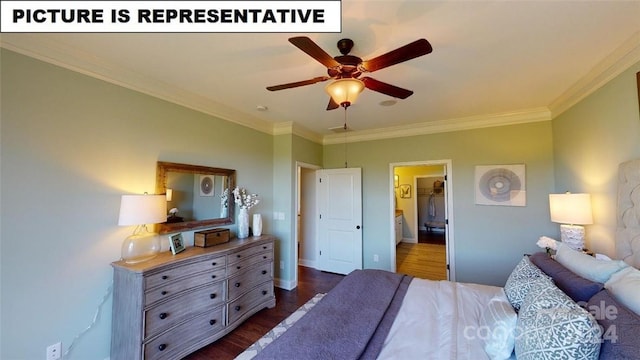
[317,168,363,274]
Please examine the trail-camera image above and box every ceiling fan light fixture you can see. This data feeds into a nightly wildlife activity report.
[325,78,365,108]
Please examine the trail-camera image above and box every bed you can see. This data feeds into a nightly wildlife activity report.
[236,159,640,360]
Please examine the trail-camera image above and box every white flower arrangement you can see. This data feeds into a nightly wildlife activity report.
[169,208,179,215]
[220,188,229,208]
[537,236,558,253]
[233,187,260,210]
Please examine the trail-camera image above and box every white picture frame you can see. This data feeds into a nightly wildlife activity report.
[475,164,526,206]
[168,233,186,255]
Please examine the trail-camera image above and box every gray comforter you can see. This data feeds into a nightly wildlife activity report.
[252,269,413,360]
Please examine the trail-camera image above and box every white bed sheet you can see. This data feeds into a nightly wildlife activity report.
[377,278,506,360]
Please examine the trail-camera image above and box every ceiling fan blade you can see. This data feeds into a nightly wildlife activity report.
[266,76,331,91]
[361,77,413,99]
[289,36,341,69]
[326,97,339,110]
[362,39,432,73]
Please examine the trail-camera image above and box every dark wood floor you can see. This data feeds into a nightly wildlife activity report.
[184,266,345,360]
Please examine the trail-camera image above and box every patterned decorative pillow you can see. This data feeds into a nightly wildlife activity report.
[515,280,601,360]
[504,256,549,311]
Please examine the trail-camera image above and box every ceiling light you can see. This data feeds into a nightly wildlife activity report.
[325,78,365,108]
[379,99,397,107]
[256,105,268,111]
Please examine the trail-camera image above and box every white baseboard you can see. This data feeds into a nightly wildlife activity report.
[298,259,317,268]
[275,277,296,290]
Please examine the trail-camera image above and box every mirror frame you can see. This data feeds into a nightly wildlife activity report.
[156,161,236,234]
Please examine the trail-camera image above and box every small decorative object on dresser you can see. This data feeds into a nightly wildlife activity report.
[253,214,263,237]
[110,235,276,360]
[168,233,186,255]
[194,228,230,247]
[233,187,260,239]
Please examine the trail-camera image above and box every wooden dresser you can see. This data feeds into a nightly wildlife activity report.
[110,235,275,360]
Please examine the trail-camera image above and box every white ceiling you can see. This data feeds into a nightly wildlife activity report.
[2,1,639,144]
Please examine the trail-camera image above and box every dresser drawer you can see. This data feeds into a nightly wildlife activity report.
[228,261,273,300]
[228,242,273,265]
[145,267,226,306]
[145,256,226,290]
[145,281,224,338]
[144,306,224,360]
[227,251,273,277]
[227,281,274,325]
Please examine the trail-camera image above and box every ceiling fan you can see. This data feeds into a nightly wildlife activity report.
[266,36,433,110]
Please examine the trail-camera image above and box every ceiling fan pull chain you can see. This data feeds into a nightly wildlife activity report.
[344,107,348,168]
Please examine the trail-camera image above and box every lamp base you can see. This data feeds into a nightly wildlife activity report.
[121,231,161,264]
[560,224,585,251]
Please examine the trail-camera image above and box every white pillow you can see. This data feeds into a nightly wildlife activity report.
[604,266,640,315]
[480,294,517,360]
[555,242,628,283]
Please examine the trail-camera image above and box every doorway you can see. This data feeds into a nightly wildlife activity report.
[390,160,455,281]
[295,162,321,289]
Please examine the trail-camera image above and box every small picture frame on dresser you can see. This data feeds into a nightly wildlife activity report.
[168,233,186,255]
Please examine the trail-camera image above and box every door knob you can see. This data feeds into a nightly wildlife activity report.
[356,225,361,229]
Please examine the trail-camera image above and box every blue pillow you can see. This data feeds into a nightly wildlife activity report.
[530,252,603,303]
[587,290,640,359]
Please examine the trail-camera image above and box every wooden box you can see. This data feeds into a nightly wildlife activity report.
[194,228,230,247]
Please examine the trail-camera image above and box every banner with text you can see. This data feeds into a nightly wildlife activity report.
[1,1,342,33]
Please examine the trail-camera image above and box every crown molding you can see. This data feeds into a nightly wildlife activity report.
[0,34,273,135]
[2,32,636,146]
[272,121,324,144]
[322,107,552,145]
[549,31,640,118]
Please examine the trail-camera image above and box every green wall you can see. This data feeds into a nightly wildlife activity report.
[323,122,557,285]
[1,49,273,360]
[552,61,640,256]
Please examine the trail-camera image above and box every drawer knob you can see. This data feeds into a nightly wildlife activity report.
[161,291,168,296]
[210,293,217,299]
[262,290,268,296]
[236,254,241,258]
[263,246,267,249]
[159,312,168,320]
[261,270,267,275]
[158,344,167,351]
[235,305,241,311]
[235,282,241,287]
[237,266,242,270]
[211,275,217,279]
[212,262,217,266]
[263,256,267,259]
[210,319,216,325]
[162,275,168,280]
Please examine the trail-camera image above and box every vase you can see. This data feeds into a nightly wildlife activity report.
[238,208,249,238]
[253,213,262,237]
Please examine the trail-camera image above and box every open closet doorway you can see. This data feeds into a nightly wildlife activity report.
[295,162,321,289]
[390,160,455,281]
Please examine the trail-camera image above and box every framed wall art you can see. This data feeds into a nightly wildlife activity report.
[199,175,214,196]
[475,164,526,206]
[399,184,411,198]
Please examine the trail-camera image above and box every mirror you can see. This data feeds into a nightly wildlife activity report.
[156,161,236,234]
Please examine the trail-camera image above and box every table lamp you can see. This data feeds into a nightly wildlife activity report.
[118,193,167,263]
[549,192,593,251]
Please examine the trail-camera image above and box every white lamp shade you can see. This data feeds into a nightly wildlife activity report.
[118,194,167,226]
[549,193,593,225]
[325,78,365,106]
